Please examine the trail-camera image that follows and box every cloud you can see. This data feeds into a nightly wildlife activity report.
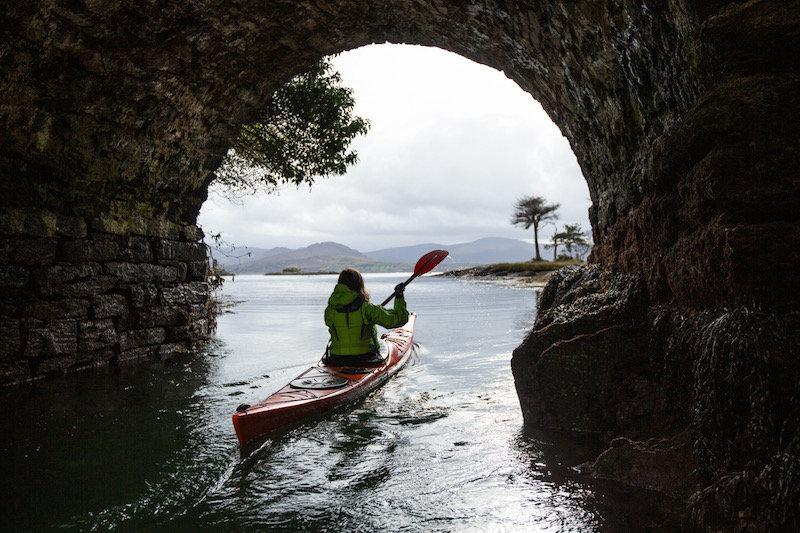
[198,43,591,252]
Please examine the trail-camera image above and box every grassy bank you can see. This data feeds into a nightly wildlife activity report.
[485,259,583,273]
[446,259,583,277]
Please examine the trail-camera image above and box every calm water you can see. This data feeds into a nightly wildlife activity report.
[1,274,679,531]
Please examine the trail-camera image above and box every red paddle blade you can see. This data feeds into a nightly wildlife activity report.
[379,250,450,306]
[413,249,449,277]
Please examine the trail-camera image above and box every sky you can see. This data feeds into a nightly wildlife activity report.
[198,43,591,253]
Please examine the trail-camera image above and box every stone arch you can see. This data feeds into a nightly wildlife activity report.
[7,3,690,274]
[2,1,799,524]
[6,1,792,312]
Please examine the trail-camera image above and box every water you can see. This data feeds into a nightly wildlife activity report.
[0,274,680,531]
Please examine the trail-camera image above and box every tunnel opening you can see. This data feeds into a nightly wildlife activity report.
[199,43,592,261]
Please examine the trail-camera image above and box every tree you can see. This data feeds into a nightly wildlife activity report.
[213,59,370,197]
[510,195,560,261]
[547,223,591,260]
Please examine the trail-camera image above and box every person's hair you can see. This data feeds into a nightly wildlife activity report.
[338,268,370,302]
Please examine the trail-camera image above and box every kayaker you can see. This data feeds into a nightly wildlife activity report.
[323,268,409,366]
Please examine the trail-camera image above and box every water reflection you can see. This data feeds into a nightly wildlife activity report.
[0,275,681,531]
[0,353,223,531]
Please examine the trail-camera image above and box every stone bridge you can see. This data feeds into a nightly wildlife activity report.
[2,1,798,527]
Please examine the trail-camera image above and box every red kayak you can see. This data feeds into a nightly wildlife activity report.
[232,314,416,446]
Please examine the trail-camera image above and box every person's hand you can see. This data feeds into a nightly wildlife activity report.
[394,283,405,299]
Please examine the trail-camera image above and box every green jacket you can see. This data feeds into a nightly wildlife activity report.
[324,283,409,356]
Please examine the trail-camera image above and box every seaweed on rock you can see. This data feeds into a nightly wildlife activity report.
[692,307,785,475]
[686,308,800,531]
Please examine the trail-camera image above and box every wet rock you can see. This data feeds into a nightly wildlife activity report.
[158,260,189,282]
[24,319,78,357]
[78,318,117,351]
[135,306,181,328]
[187,260,209,281]
[36,354,97,376]
[0,360,30,384]
[127,283,160,308]
[118,237,154,263]
[21,298,90,320]
[37,263,102,287]
[117,346,154,364]
[0,237,58,266]
[104,262,180,284]
[512,265,661,439]
[0,266,29,290]
[0,316,21,362]
[156,240,206,262]
[40,276,118,299]
[119,328,166,351]
[162,282,209,305]
[578,433,700,500]
[159,343,190,360]
[91,294,127,318]
[59,239,120,262]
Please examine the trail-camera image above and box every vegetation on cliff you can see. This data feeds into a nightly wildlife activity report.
[652,307,800,531]
[213,58,370,197]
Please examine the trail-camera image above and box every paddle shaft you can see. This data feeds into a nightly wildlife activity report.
[380,273,420,306]
[380,249,449,306]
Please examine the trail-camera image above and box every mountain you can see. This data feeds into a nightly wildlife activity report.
[213,241,402,274]
[212,237,537,274]
[365,237,535,265]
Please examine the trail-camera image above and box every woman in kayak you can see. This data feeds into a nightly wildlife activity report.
[323,268,408,366]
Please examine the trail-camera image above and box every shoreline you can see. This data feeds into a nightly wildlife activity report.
[222,260,582,290]
[442,263,565,289]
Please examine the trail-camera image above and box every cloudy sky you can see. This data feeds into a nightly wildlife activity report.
[198,43,591,253]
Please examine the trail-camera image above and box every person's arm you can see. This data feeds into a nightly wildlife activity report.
[364,295,408,328]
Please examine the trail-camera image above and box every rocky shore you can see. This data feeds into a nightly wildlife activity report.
[508,264,800,530]
[443,260,580,289]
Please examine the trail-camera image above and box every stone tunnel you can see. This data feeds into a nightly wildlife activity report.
[2,1,799,528]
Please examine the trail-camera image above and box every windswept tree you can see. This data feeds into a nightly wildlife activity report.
[213,58,370,197]
[547,223,591,260]
[510,195,560,261]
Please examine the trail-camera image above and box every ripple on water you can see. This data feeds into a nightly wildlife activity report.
[1,275,684,532]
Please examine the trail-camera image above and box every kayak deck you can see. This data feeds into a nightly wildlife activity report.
[233,314,416,446]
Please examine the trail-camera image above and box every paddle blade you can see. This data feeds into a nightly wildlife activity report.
[380,250,450,306]
[413,249,449,277]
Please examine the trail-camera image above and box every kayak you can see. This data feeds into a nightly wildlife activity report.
[232,313,416,446]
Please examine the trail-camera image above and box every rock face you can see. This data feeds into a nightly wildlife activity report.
[1,0,798,528]
[516,269,800,527]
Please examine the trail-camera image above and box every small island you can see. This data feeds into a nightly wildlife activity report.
[444,259,583,286]
[264,267,337,276]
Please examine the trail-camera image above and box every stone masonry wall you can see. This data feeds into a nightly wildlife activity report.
[0,210,210,385]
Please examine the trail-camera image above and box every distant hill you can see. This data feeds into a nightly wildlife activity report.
[213,241,406,274]
[365,237,536,265]
[212,237,537,274]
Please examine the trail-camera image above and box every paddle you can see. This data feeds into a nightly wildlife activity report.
[380,249,450,306]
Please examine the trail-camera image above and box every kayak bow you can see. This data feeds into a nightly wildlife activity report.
[232,314,416,446]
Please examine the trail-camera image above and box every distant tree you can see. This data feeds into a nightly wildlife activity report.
[510,195,560,261]
[546,223,591,260]
[213,59,370,197]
